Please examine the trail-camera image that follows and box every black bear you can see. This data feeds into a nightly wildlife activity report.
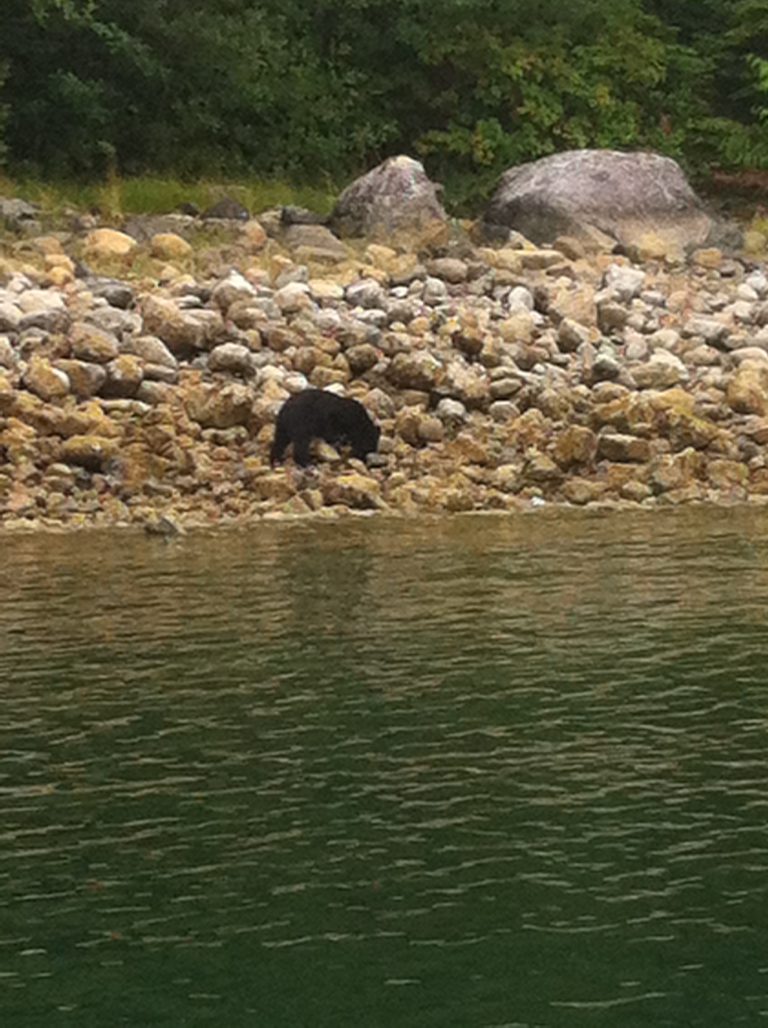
[270,389,381,467]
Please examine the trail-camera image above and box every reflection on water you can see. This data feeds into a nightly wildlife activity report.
[1,509,768,1026]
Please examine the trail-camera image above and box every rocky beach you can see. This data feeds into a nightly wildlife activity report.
[1,152,768,532]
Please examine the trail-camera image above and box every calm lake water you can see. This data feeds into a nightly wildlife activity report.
[1,509,768,1027]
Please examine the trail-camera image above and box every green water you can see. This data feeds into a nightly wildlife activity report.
[1,510,768,1027]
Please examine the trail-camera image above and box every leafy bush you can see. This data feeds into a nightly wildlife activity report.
[0,0,766,203]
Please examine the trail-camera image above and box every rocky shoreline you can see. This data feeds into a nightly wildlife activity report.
[2,159,768,532]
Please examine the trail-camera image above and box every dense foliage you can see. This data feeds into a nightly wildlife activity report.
[1,0,767,206]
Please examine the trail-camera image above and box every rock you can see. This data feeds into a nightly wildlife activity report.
[211,270,257,310]
[283,224,348,262]
[208,342,254,376]
[436,397,468,425]
[141,296,206,352]
[438,360,489,407]
[346,278,387,309]
[150,233,193,261]
[727,364,768,415]
[0,337,14,368]
[16,289,68,331]
[592,350,622,382]
[322,472,384,509]
[69,321,120,363]
[683,315,729,347]
[60,434,120,471]
[274,282,312,314]
[0,302,22,332]
[604,263,646,301]
[23,357,70,400]
[597,432,652,463]
[241,220,268,251]
[525,451,562,484]
[103,355,143,398]
[87,278,135,309]
[345,343,380,375]
[0,197,40,232]
[54,359,107,399]
[556,317,591,353]
[562,478,608,505]
[707,459,748,490]
[427,258,468,283]
[494,464,521,492]
[422,277,449,306]
[649,449,703,495]
[84,228,137,258]
[597,301,628,335]
[202,197,249,220]
[388,351,442,391]
[632,351,688,390]
[416,414,444,443]
[185,383,252,428]
[484,149,712,256]
[553,426,598,469]
[123,335,177,369]
[331,155,447,239]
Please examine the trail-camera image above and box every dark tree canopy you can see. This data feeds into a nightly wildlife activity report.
[1,0,767,203]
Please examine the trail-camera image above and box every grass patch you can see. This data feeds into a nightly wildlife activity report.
[0,173,339,218]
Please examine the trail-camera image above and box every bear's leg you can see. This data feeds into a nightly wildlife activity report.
[270,422,290,465]
[292,432,313,467]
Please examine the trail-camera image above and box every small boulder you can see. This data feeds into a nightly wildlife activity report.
[60,434,120,471]
[23,357,70,401]
[84,228,137,259]
[69,321,120,363]
[150,233,193,261]
[331,155,447,239]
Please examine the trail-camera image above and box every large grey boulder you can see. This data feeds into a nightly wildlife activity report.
[331,155,447,239]
[483,149,714,257]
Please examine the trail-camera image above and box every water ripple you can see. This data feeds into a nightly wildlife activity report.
[1,509,768,1025]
